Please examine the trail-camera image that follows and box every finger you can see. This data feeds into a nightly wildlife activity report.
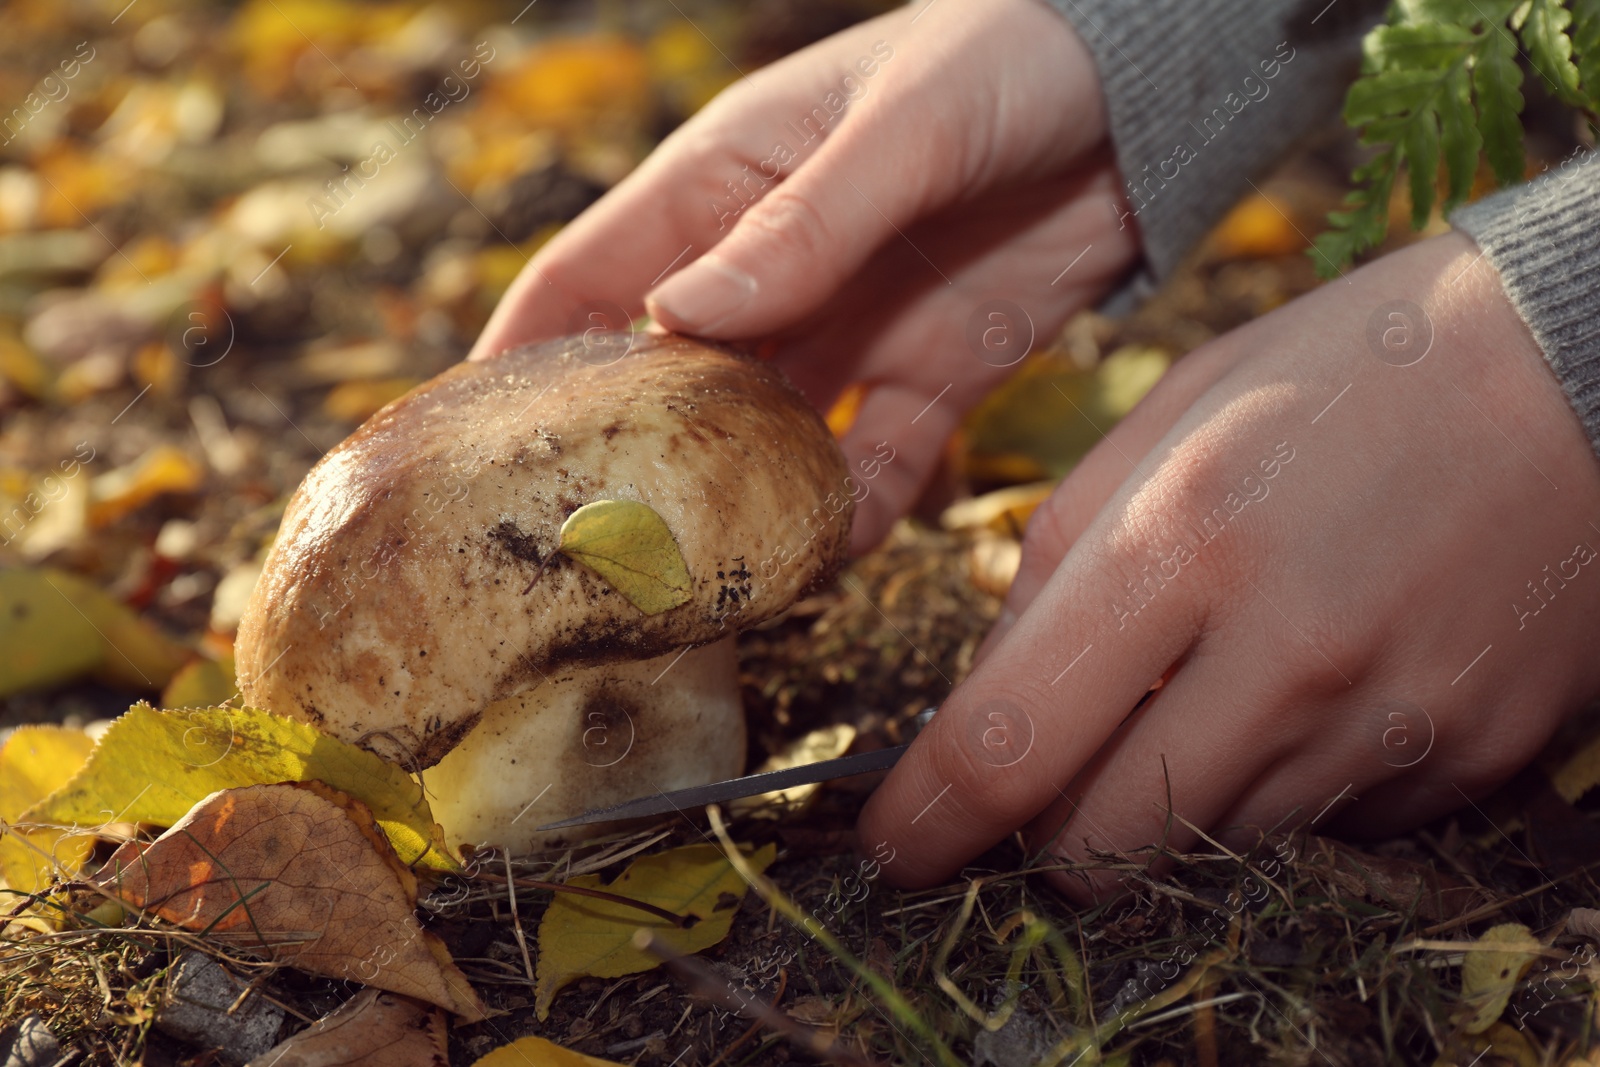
[773,163,1137,550]
[838,381,964,554]
[978,339,1247,657]
[1022,659,1283,902]
[856,499,1210,887]
[467,19,902,361]
[644,0,1099,339]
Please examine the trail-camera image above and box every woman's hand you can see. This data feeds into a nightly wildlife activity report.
[470,0,1139,549]
[859,231,1600,897]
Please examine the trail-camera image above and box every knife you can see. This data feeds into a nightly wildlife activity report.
[534,707,936,831]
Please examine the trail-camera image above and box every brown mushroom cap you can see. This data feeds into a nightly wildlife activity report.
[236,333,851,766]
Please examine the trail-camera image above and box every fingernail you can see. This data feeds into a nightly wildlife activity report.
[646,256,757,332]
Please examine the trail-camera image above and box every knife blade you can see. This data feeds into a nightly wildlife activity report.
[534,707,936,831]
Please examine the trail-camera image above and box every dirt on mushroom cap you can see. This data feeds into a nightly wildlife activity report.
[234,333,852,767]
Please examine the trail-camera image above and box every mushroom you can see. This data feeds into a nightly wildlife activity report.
[235,333,853,855]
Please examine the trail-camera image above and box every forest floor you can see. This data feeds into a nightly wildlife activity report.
[0,1,1597,1065]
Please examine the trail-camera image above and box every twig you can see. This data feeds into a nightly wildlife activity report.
[633,930,875,1067]
[706,967,788,1067]
[467,869,690,928]
[504,853,535,988]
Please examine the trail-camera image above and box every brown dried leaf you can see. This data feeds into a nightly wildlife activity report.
[93,781,484,1020]
[1301,836,1492,922]
[246,989,446,1067]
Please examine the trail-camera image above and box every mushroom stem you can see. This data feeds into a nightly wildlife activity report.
[425,638,746,855]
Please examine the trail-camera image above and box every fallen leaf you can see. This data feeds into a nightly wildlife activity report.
[1207,193,1307,259]
[534,841,776,1019]
[161,654,239,709]
[964,346,1168,482]
[967,534,1023,599]
[323,377,421,423]
[24,702,456,870]
[940,482,1056,536]
[1459,923,1541,1034]
[0,726,96,916]
[730,724,856,816]
[470,1035,626,1067]
[94,781,485,1020]
[1550,729,1600,803]
[1434,1021,1542,1067]
[1568,907,1600,943]
[246,989,446,1066]
[0,568,188,695]
[0,569,105,696]
[557,499,692,615]
[88,443,205,527]
[1300,836,1492,922]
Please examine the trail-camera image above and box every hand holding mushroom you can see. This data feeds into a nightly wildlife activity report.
[236,334,852,855]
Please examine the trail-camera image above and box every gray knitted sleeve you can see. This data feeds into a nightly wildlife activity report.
[1041,0,1381,294]
[1040,0,1600,454]
[1452,163,1600,455]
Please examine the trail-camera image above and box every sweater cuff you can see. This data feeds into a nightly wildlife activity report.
[1040,0,1378,300]
[1452,159,1600,459]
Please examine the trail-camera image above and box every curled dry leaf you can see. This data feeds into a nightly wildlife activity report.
[1567,907,1600,943]
[92,781,485,1020]
[534,841,776,1019]
[245,989,446,1067]
[24,702,455,870]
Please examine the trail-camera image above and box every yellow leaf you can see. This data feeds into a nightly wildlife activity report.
[0,569,105,696]
[36,568,188,691]
[1207,193,1307,259]
[1459,923,1542,1034]
[161,654,239,709]
[23,702,458,871]
[940,481,1057,535]
[471,1035,626,1067]
[964,346,1169,482]
[0,330,54,401]
[323,378,421,424]
[0,726,96,897]
[492,35,651,133]
[557,499,692,615]
[534,842,776,1019]
[1550,730,1600,803]
[89,444,205,527]
[1434,1022,1543,1067]
[730,724,856,816]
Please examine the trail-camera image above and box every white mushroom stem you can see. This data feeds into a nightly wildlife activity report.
[424,639,745,854]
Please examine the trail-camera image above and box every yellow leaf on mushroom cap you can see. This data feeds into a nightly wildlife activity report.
[557,498,692,615]
[534,842,776,1019]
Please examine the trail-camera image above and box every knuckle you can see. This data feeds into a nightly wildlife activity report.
[739,188,837,264]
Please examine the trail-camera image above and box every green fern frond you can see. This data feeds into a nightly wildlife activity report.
[1315,0,1600,278]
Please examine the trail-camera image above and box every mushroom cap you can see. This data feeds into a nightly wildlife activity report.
[235,333,852,766]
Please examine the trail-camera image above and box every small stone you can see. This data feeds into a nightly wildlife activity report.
[155,951,284,1066]
[0,1015,60,1067]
